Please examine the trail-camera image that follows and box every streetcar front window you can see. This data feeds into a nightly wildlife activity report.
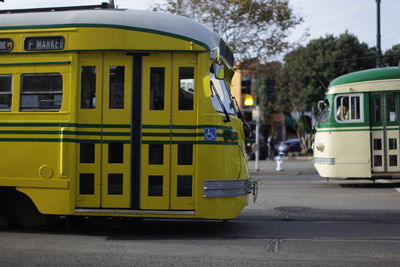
[316,100,329,124]
[210,73,235,115]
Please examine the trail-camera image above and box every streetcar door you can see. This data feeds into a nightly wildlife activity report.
[371,93,400,173]
[170,53,196,211]
[76,53,131,208]
[140,52,196,210]
[101,53,132,208]
[141,53,172,210]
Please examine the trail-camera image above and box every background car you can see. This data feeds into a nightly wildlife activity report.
[277,138,302,155]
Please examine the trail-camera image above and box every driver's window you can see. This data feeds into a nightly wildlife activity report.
[335,94,363,122]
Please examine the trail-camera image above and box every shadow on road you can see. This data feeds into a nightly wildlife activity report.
[340,182,400,189]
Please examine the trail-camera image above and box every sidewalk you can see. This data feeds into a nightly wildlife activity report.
[247,156,317,176]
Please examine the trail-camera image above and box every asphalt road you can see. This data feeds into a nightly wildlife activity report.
[2,158,400,266]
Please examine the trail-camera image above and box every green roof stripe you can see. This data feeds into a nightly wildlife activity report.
[0,130,231,138]
[0,130,130,136]
[0,137,236,145]
[142,140,238,145]
[0,61,71,66]
[0,123,232,130]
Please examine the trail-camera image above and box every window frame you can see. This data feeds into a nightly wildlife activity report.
[334,93,364,123]
[149,67,165,110]
[20,73,63,112]
[315,99,330,127]
[80,66,96,109]
[0,74,12,112]
[178,67,194,111]
[109,65,125,109]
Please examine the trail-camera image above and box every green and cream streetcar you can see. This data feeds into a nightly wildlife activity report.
[314,66,400,179]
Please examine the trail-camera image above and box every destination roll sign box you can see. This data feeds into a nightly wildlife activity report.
[0,38,14,52]
[25,36,64,51]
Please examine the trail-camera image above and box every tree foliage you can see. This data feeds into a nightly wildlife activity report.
[271,32,375,152]
[251,61,283,119]
[277,32,375,113]
[384,44,400,66]
[152,0,303,62]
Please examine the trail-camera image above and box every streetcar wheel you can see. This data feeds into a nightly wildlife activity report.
[12,193,55,231]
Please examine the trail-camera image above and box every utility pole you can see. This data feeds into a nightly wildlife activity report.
[376,0,383,68]
[254,104,260,172]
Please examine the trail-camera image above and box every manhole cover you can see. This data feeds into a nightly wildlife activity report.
[274,206,311,213]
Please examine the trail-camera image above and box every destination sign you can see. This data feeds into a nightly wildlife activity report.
[24,36,64,51]
[0,38,13,52]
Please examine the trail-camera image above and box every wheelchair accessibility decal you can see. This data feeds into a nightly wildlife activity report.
[204,128,217,141]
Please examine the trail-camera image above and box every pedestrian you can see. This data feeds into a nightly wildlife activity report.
[267,134,275,160]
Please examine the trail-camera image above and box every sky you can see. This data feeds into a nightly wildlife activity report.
[0,0,398,51]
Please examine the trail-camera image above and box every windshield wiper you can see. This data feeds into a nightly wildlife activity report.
[232,96,251,137]
[211,83,230,122]
[232,96,244,121]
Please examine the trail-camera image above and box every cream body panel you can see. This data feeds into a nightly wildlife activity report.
[314,130,371,178]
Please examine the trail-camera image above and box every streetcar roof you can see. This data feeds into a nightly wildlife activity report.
[329,67,400,88]
[0,8,234,66]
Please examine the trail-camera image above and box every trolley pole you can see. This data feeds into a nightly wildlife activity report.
[376,0,383,68]
[255,104,260,172]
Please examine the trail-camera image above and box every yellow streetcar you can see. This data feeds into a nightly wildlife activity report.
[0,3,254,229]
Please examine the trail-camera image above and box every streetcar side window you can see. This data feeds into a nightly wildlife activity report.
[150,67,165,110]
[0,75,12,111]
[81,66,96,109]
[20,73,62,111]
[109,66,125,109]
[335,94,363,122]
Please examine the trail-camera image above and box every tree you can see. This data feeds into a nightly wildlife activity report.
[152,0,303,62]
[251,61,283,119]
[275,32,375,152]
[280,32,375,113]
[384,44,400,66]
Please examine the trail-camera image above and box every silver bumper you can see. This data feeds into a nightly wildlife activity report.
[203,179,257,198]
